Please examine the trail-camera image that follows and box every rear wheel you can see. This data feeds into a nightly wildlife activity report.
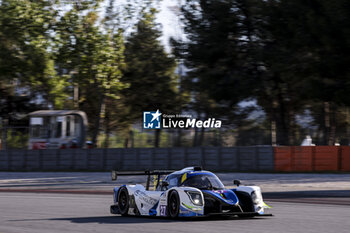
[167,191,180,218]
[118,187,129,216]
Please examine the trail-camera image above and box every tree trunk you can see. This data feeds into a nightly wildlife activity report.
[269,74,289,146]
[198,126,205,146]
[271,102,277,146]
[73,84,79,109]
[154,129,161,147]
[324,101,331,145]
[288,106,296,145]
[275,92,289,145]
[176,129,182,147]
[329,104,336,145]
[271,97,288,146]
[347,108,350,145]
[104,106,110,148]
[124,137,129,148]
[130,130,134,148]
[91,91,105,148]
[193,129,198,147]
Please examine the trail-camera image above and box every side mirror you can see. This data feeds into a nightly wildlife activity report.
[161,180,169,187]
[233,179,241,187]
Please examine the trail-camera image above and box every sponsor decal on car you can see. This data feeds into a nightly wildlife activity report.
[182,202,202,211]
[134,190,158,206]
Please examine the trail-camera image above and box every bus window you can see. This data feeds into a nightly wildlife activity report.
[66,116,71,137]
[30,117,43,125]
[54,117,63,138]
[30,125,41,138]
[30,117,49,138]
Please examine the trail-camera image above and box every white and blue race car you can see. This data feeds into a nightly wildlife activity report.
[110,167,272,218]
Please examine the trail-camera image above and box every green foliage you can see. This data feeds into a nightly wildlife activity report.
[122,9,178,120]
[54,1,127,146]
[6,129,29,149]
[176,0,350,145]
[2,0,350,147]
[0,0,64,107]
[172,0,264,145]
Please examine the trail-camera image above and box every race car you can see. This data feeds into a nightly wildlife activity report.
[110,167,272,218]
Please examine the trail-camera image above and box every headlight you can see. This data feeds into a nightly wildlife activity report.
[251,191,262,204]
[185,191,203,206]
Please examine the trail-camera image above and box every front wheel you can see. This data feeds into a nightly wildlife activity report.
[235,191,255,218]
[118,187,129,216]
[167,191,180,218]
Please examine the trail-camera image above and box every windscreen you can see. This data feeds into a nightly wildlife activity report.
[181,173,225,190]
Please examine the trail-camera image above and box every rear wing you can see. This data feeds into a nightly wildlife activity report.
[111,170,174,190]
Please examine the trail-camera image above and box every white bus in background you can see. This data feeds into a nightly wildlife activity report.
[28,110,88,149]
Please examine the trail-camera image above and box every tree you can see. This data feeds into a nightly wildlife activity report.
[0,0,67,109]
[122,8,178,147]
[256,0,350,145]
[172,0,262,145]
[56,2,126,147]
[176,0,350,146]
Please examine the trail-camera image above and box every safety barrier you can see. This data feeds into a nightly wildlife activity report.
[341,147,350,171]
[0,146,274,172]
[0,146,349,172]
[274,146,350,172]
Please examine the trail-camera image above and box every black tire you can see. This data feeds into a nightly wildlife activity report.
[167,191,180,218]
[118,187,129,216]
[235,191,255,218]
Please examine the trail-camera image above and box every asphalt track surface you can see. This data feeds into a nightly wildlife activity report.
[1,192,350,233]
[2,172,350,192]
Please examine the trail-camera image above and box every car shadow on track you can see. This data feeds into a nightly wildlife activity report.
[10,215,269,224]
[42,215,269,224]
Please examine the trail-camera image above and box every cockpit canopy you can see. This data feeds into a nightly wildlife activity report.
[161,171,225,191]
[181,173,225,190]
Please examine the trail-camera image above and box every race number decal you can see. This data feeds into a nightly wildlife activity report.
[160,205,167,216]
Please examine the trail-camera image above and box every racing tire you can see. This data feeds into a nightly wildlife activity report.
[118,187,130,216]
[167,190,180,218]
[235,191,255,218]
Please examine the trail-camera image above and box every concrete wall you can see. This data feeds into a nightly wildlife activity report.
[0,146,274,172]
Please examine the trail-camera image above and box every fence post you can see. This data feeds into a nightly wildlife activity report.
[200,147,205,169]
[290,146,295,171]
[6,149,10,170]
[120,148,125,171]
[255,146,259,171]
[136,148,140,170]
[56,149,60,169]
[71,149,76,169]
[39,149,43,170]
[338,146,342,171]
[102,148,107,170]
[167,148,171,169]
[184,147,188,167]
[218,147,223,169]
[311,146,316,172]
[236,147,241,171]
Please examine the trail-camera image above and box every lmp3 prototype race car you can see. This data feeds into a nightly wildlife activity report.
[110,167,272,218]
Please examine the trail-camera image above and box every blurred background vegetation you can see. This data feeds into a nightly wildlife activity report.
[0,0,350,148]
